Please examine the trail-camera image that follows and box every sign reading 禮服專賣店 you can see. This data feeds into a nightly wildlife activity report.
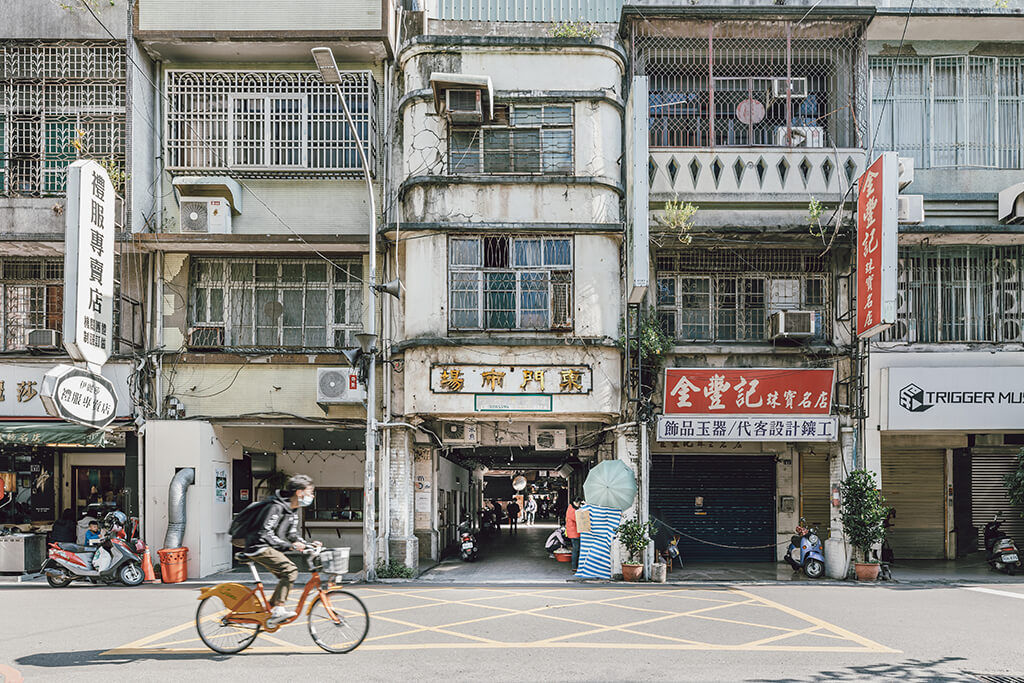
[39,365,118,430]
[63,160,116,370]
[430,364,592,394]
[887,366,1024,431]
[856,152,898,339]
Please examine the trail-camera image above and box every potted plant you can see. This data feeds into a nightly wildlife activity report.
[839,469,890,581]
[616,516,656,582]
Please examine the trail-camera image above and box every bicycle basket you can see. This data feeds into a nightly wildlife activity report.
[316,547,350,575]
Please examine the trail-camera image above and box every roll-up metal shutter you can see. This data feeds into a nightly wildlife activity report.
[800,453,830,535]
[650,454,776,562]
[880,449,945,559]
[970,447,1024,551]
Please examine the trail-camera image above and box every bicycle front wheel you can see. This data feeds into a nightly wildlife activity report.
[196,595,261,654]
[307,588,369,653]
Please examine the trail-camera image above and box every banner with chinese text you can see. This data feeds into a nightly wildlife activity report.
[657,416,838,442]
[856,152,898,338]
[663,368,834,415]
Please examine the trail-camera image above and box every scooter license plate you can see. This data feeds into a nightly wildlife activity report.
[1003,553,1018,563]
[461,542,474,549]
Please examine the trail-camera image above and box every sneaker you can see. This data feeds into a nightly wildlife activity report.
[266,605,297,627]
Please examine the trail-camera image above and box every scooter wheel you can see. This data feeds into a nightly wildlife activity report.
[118,562,145,586]
[804,559,825,579]
[46,571,72,588]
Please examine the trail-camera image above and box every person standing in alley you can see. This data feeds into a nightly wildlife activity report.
[524,496,537,526]
[565,496,583,571]
[506,498,521,536]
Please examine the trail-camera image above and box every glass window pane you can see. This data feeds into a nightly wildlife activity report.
[281,263,303,283]
[513,106,543,126]
[513,129,540,173]
[483,236,509,268]
[255,263,277,283]
[449,272,479,328]
[306,263,327,282]
[450,130,480,174]
[450,238,481,267]
[483,130,512,173]
[194,288,206,321]
[304,290,326,346]
[657,277,676,306]
[334,289,348,324]
[485,271,515,328]
[230,289,253,345]
[348,288,362,326]
[543,239,571,266]
[520,271,549,328]
[209,288,224,323]
[542,130,573,173]
[544,106,573,126]
[231,262,253,282]
[208,262,223,281]
[282,290,303,327]
[514,239,542,267]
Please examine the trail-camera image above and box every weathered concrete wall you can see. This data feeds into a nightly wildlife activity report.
[0,0,129,40]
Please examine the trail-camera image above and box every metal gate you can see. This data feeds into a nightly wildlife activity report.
[971,447,1024,552]
[650,455,776,562]
[880,449,946,560]
[800,452,830,534]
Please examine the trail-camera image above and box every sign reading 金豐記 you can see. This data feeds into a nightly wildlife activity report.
[662,368,835,416]
[856,152,898,339]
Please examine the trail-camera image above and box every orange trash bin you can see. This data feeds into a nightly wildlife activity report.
[157,547,189,583]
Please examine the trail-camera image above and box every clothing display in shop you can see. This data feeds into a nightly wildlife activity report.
[574,504,622,580]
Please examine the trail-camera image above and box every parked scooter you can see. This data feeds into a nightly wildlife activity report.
[458,519,478,562]
[42,511,145,587]
[544,526,570,557]
[783,519,825,579]
[984,512,1021,575]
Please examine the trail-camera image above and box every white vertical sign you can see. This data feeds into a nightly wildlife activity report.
[627,75,649,304]
[63,160,115,370]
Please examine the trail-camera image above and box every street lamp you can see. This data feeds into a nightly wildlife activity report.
[312,46,381,581]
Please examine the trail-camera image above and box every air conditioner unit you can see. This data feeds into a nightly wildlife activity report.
[187,325,225,349]
[897,194,925,224]
[897,156,915,190]
[774,126,824,148]
[535,429,567,451]
[180,197,231,234]
[27,328,61,349]
[445,89,483,125]
[316,367,365,405]
[772,77,808,98]
[441,421,478,445]
[556,464,574,478]
[768,310,819,340]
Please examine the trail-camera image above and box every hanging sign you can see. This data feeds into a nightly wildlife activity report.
[663,368,835,415]
[657,415,838,442]
[63,160,116,370]
[39,364,118,429]
[856,152,898,338]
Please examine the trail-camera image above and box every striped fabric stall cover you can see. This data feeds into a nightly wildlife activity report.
[574,505,623,579]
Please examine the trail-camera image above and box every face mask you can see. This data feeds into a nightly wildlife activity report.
[298,494,314,507]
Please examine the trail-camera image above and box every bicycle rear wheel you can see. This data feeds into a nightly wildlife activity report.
[307,588,369,653]
[196,595,261,654]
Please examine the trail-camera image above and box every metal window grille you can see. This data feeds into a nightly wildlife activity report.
[0,258,63,351]
[448,235,573,331]
[0,41,125,197]
[189,257,363,350]
[655,249,831,342]
[165,70,377,177]
[627,18,866,149]
[882,245,1024,343]
[871,56,1024,169]
[448,104,574,175]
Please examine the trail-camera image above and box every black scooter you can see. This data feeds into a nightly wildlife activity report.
[984,512,1021,575]
[458,519,478,562]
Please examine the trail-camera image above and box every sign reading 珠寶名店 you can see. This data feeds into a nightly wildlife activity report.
[64,160,116,370]
[887,366,1024,431]
[856,152,898,339]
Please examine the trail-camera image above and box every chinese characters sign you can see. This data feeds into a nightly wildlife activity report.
[64,160,115,369]
[663,369,834,415]
[856,152,898,339]
[40,365,118,429]
[657,416,838,442]
[430,365,592,394]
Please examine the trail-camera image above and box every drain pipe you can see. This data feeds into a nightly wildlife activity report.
[163,468,195,549]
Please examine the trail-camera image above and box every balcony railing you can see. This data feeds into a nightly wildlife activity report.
[649,148,865,197]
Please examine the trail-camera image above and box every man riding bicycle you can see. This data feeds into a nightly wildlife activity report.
[237,474,319,627]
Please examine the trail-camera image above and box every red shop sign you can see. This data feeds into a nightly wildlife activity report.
[663,368,835,415]
[856,152,897,338]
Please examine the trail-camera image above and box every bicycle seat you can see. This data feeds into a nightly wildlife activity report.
[58,543,96,553]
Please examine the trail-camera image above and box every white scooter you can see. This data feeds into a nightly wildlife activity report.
[42,512,146,587]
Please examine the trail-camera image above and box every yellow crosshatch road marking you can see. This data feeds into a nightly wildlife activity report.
[102,586,898,656]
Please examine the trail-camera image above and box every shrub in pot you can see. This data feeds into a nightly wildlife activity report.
[616,517,656,582]
[839,469,890,581]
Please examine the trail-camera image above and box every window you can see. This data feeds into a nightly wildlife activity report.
[448,235,573,331]
[882,246,1024,344]
[165,70,377,174]
[189,258,363,349]
[0,259,63,351]
[871,56,1024,169]
[308,487,363,521]
[656,250,831,342]
[449,105,573,175]
[0,41,125,197]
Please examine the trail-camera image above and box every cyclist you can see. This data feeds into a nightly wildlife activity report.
[238,474,319,627]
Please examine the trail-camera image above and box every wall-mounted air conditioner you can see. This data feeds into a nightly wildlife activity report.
[180,197,231,234]
[772,77,808,98]
[768,310,819,340]
[535,429,567,451]
[187,325,225,349]
[316,367,365,405]
[27,329,61,349]
[897,195,925,224]
[774,126,824,148]
[441,421,478,445]
[445,89,483,125]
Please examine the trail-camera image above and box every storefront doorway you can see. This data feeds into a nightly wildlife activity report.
[880,449,946,559]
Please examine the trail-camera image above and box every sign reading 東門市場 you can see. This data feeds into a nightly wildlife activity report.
[856,152,898,339]
[63,160,116,370]
[430,364,592,394]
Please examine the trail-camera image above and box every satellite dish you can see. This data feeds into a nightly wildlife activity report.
[512,475,527,491]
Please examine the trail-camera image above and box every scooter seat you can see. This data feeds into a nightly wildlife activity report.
[57,543,96,553]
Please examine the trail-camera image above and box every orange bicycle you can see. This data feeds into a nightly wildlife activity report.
[195,546,369,654]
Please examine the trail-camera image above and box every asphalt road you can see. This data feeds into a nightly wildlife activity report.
[2,580,1023,682]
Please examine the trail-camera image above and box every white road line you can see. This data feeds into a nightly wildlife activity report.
[963,586,1024,600]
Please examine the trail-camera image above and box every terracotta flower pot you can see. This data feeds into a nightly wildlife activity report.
[622,563,643,582]
[854,562,881,581]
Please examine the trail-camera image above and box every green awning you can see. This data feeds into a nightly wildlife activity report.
[0,422,107,447]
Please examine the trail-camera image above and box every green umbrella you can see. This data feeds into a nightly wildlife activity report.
[583,460,637,510]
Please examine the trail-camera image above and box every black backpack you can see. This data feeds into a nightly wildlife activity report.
[228,499,272,541]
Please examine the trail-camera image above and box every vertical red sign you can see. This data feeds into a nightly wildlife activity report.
[857,153,897,338]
